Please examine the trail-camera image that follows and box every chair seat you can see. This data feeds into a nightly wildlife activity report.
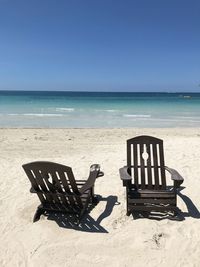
[129,188,175,199]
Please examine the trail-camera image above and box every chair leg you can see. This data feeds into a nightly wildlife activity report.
[126,191,131,216]
[126,203,131,216]
[92,195,99,205]
[76,207,87,225]
[173,209,178,217]
[77,195,92,225]
[126,210,131,216]
[33,206,44,222]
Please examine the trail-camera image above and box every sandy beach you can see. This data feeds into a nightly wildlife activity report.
[0,128,200,267]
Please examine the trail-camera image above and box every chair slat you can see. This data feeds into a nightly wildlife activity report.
[66,168,79,194]
[127,141,131,166]
[133,144,139,186]
[146,143,153,189]
[33,169,54,202]
[51,171,71,207]
[41,170,63,205]
[25,169,46,203]
[152,143,160,189]
[57,170,79,208]
[64,170,83,208]
[159,143,166,189]
[139,143,145,189]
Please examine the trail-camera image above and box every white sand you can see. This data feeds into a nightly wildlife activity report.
[0,128,200,267]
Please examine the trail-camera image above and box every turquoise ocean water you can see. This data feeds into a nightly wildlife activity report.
[0,91,200,128]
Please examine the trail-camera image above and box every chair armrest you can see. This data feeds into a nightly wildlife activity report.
[79,164,103,194]
[30,164,103,196]
[119,166,132,180]
[119,166,132,187]
[165,166,184,188]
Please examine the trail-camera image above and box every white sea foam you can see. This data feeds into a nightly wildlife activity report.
[95,109,119,113]
[173,116,199,119]
[105,109,118,112]
[123,114,151,118]
[55,108,74,112]
[8,113,65,117]
[23,113,64,117]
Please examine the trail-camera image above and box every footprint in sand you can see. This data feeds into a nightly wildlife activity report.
[150,232,168,249]
[145,232,168,249]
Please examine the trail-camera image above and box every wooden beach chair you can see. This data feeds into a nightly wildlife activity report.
[119,135,184,216]
[23,161,104,223]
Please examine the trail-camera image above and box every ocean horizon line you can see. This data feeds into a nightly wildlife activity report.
[0,89,200,94]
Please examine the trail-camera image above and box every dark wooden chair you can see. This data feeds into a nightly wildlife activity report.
[23,161,104,223]
[119,135,184,216]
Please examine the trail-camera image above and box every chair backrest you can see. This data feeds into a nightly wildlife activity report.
[23,161,83,210]
[127,135,166,190]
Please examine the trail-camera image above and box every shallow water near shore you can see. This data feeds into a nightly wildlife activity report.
[0,91,200,127]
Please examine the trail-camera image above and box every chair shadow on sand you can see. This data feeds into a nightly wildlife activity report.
[131,186,200,221]
[177,188,200,219]
[45,195,120,233]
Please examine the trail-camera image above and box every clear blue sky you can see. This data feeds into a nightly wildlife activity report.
[0,0,200,92]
